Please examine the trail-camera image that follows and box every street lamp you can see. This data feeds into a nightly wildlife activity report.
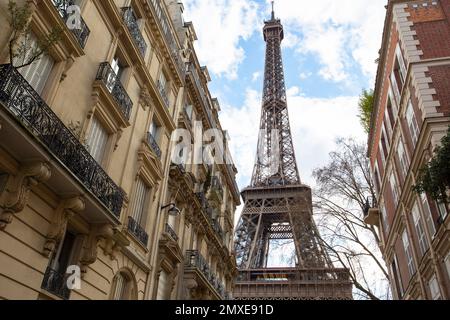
[161,203,181,216]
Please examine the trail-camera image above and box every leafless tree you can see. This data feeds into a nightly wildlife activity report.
[312,137,390,300]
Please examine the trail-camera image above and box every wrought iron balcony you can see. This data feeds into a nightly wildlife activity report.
[127,216,149,246]
[157,80,170,109]
[121,7,147,57]
[96,62,133,120]
[0,64,125,218]
[187,64,215,128]
[165,223,178,242]
[211,219,225,242]
[147,132,162,159]
[185,250,226,299]
[41,266,71,300]
[51,0,90,48]
[146,0,185,78]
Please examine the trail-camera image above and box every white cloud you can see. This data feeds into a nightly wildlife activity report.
[252,71,261,82]
[265,0,387,84]
[299,72,312,80]
[183,0,261,79]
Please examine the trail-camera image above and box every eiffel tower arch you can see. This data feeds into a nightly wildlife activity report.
[233,4,353,300]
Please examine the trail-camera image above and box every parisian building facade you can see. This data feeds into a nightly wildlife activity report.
[0,0,240,300]
[366,0,450,300]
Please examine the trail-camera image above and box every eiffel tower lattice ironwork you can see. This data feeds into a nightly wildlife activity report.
[233,4,353,300]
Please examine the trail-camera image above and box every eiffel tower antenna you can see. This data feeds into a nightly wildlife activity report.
[271,1,275,20]
[233,7,353,300]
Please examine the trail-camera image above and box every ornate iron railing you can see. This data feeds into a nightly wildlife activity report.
[146,0,185,78]
[121,7,147,57]
[165,223,179,242]
[96,62,133,120]
[41,266,71,300]
[51,0,90,48]
[0,64,125,218]
[187,64,215,127]
[147,132,162,159]
[128,216,149,246]
[157,80,170,108]
[185,250,226,299]
[211,219,225,242]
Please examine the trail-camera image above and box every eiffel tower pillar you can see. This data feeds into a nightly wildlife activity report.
[233,3,353,300]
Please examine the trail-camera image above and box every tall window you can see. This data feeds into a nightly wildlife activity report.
[149,119,160,140]
[436,201,448,221]
[428,275,441,300]
[412,202,428,256]
[87,117,109,164]
[379,140,387,167]
[395,45,407,83]
[185,104,193,121]
[17,33,55,95]
[156,270,169,300]
[402,229,416,277]
[391,254,404,299]
[380,203,390,235]
[111,272,134,300]
[420,193,436,238]
[159,71,167,91]
[388,88,399,118]
[390,170,400,205]
[397,137,409,178]
[406,100,420,146]
[130,177,150,226]
[445,253,450,280]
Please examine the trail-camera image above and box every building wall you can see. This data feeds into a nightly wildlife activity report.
[367,0,450,300]
[0,0,239,300]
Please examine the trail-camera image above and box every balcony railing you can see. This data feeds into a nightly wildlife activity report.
[165,223,178,242]
[0,64,124,218]
[157,80,170,109]
[211,219,224,242]
[51,0,90,48]
[146,0,185,78]
[185,250,226,299]
[128,216,149,246]
[147,132,162,159]
[96,62,133,120]
[121,7,147,57]
[41,266,71,300]
[187,64,215,127]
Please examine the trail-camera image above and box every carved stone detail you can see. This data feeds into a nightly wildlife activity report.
[139,88,153,110]
[43,196,85,258]
[0,161,51,230]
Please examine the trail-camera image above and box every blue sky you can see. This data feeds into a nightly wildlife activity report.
[183,0,387,190]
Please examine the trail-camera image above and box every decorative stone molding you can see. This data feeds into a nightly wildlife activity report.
[79,224,130,276]
[0,161,51,230]
[43,196,86,258]
[139,88,153,110]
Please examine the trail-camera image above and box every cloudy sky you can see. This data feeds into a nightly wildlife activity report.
[183,0,387,218]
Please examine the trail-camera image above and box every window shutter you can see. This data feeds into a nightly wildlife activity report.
[87,117,109,164]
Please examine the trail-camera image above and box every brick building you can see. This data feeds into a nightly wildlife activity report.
[366,0,450,299]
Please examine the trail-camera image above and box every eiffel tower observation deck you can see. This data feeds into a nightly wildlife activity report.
[233,3,353,300]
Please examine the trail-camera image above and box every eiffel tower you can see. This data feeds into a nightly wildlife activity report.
[233,3,353,300]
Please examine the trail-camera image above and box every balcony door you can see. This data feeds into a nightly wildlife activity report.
[16,33,55,95]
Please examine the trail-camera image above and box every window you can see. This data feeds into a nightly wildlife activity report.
[388,88,399,118]
[436,201,448,221]
[87,117,109,164]
[391,254,404,299]
[395,45,407,83]
[406,100,420,146]
[373,165,381,197]
[412,202,428,256]
[130,177,150,226]
[379,140,387,167]
[156,270,169,300]
[397,138,409,178]
[390,170,400,205]
[420,193,436,238]
[428,275,441,300]
[111,272,135,300]
[390,73,401,105]
[50,230,77,275]
[106,56,126,92]
[382,123,391,150]
[185,104,193,121]
[159,71,167,91]
[445,253,450,280]
[380,203,390,234]
[402,229,416,276]
[17,33,55,95]
[149,119,161,141]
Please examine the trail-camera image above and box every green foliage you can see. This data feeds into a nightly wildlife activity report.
[414,127,450,201]
[358,89,374,134]
[8,0,61,69]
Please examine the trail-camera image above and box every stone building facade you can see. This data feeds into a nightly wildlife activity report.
[0,0,239,300]
[366,0,450,300]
